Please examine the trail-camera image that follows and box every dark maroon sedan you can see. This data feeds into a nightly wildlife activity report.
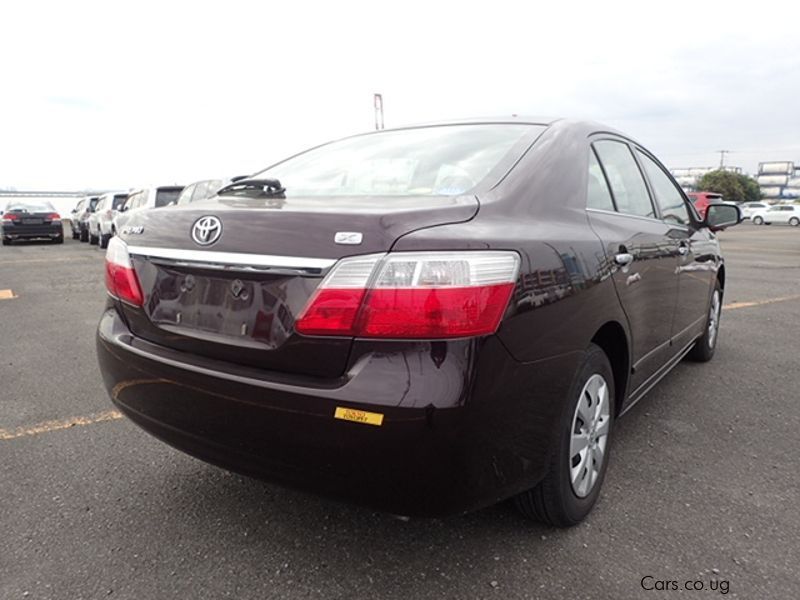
[96,119,740,526]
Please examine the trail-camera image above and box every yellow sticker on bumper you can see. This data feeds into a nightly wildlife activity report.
[334,406,384,426]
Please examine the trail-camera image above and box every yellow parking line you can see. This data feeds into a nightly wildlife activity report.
[0,410,123,441]
[0,289,17,300]
[723,294,800,311]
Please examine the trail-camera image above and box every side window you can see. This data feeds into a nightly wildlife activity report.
[587,150,615,211]
[593,141,655,218]
[636,150,690,225]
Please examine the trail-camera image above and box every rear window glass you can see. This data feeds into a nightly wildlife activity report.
[155,188,182,207]
[254,124,544,197]
[6,202,55,212]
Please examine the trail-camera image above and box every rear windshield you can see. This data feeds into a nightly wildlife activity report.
[112,194,128,209]
[5,202,55,213]
[254,124,544,197]
[155,188,183,207]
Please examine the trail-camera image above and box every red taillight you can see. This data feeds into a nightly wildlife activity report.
[295,252,519,339]
[358,284,515,338]
[2,213,20,222]
[46,212,61,221]
[294,288,367,335]
[105,237,143,306]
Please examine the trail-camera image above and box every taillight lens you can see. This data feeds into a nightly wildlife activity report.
[105,237,144,307]
[46,212,61,221]
[296,251,519,339]
[2,213,20,223]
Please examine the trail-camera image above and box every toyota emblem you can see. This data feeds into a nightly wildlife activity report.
[191,216,222,246]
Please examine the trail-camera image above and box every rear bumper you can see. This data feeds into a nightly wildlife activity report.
[2,224,62,239]
[96,307,579,516]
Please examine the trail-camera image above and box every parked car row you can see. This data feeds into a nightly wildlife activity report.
[686,193,799,226]
[68,180,236,249]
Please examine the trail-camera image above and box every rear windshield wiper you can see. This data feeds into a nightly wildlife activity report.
[217,178,286,198]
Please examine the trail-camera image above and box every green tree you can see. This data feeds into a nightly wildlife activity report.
[696,170,762,203]
[736,173,762,203]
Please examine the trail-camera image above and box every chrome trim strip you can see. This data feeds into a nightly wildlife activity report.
[125,246,336,274]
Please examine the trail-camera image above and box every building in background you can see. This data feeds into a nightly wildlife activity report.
[757,162,799,202]
[670,166,742,192]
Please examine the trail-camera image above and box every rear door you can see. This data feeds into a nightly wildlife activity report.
[635,148,715,350]
[586,139,680,393]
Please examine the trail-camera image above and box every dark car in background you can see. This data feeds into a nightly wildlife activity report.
[69,198,86,239]
[96,119,740,526]
[2,201,64,245]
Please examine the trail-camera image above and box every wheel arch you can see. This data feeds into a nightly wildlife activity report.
[717,264,726,291]
[590,321,629,417]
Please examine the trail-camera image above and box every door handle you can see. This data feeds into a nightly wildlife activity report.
[614,253,634,266]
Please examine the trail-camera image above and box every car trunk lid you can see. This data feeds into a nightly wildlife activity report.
[116,194,478,378]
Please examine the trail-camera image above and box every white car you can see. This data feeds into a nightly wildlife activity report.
[113,185,184,232]
[752,204,800,226]
[176,178,228,205]
[740,202,769,220]
[87,191,129,248]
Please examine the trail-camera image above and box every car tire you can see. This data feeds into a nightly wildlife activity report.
[89,233,98,245]
[790,217,800,227]
[80,229,89,242]
[72,230,80,240]
[687,280,722,363]
[1,238,10,246]
[514,343,615,527]
[753,216,763,225]
[100,233,110,249]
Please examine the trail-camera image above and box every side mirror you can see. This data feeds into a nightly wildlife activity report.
[704,203,741,231]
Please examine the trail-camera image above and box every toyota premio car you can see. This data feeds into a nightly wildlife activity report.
[96,119,740,526]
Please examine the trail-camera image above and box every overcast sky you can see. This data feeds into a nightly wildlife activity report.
[1,0,799,190]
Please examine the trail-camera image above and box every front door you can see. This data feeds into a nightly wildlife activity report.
[634,149,716,350]
[587,140,680,394]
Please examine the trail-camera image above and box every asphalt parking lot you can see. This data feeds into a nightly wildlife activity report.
[1,224,799,600]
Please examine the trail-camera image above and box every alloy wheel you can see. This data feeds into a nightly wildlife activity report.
[569,374,611,498]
